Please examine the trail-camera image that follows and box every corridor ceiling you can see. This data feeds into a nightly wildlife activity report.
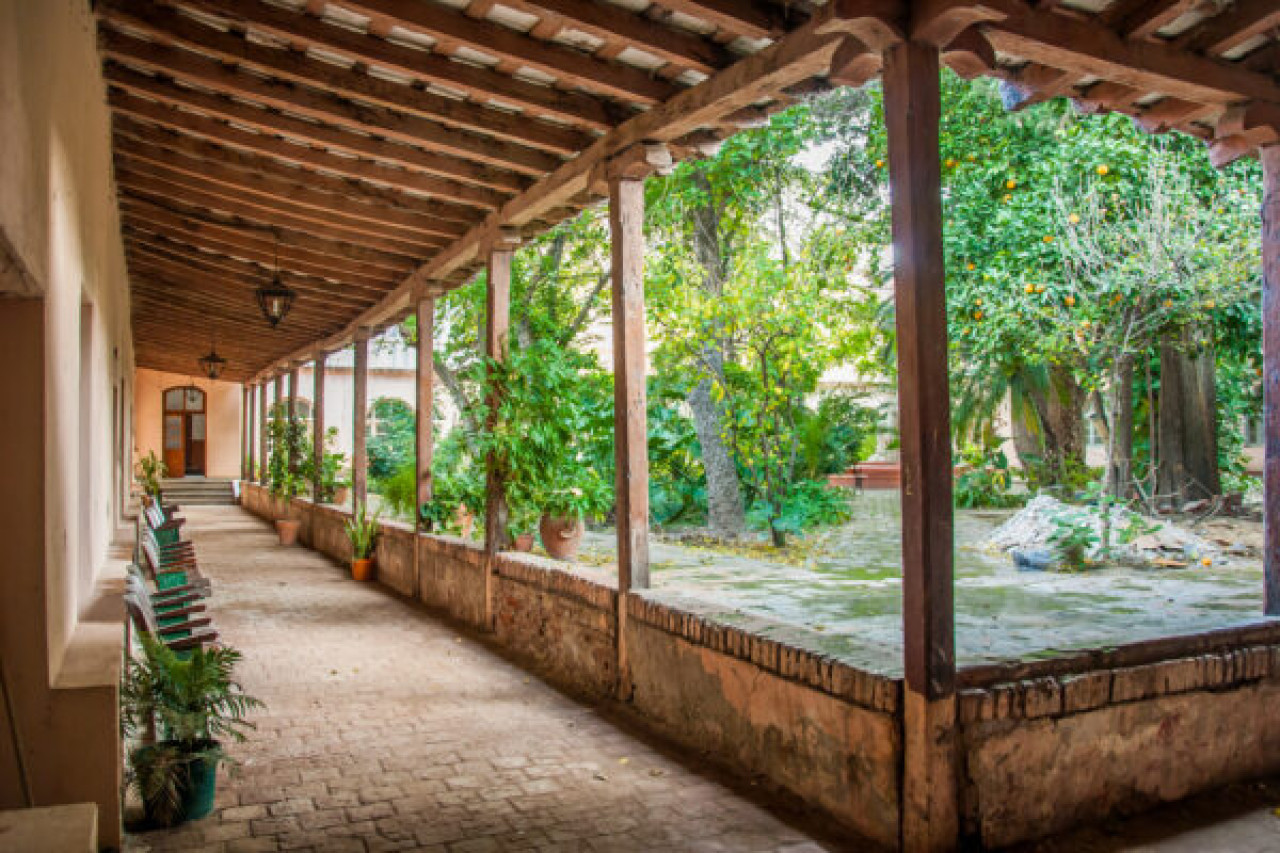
[94,0,1280,382]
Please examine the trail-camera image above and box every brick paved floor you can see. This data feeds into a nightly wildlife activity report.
[125,506,847,853]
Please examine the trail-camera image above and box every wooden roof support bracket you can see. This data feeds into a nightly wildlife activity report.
[588,143,675,196]
[942,27,997,80]
[1212,102,1280,167]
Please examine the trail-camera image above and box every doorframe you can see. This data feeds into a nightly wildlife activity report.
[161,385,207,477]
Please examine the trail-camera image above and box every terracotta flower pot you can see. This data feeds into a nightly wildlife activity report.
[276,519,301,546]
[332,486,350,506]
[351,557,375,582]
[454,504,475,538]
[513,533,535,552]
[538,514,584,561]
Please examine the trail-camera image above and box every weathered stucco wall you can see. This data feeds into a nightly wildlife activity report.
[0,0,135,846]
[134,368,243,479]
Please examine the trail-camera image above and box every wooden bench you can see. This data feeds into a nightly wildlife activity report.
[124,591,218,654]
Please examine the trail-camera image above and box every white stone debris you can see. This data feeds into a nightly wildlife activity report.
[985,495,1218,567]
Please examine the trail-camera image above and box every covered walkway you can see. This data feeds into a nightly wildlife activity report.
[125,505,843,853]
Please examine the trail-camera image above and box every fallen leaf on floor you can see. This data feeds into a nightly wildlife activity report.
[593,773,608,781]
[618,758,629,765]
[649,769,664,777]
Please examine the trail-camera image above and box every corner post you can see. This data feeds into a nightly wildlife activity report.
[352,330,370,511]
[258,382,268,486]
[1263,145,1280,614]
[286,367,299,478]
[242,384,252,482]
[483,232,517,630]
[416,291,436,528]
[883,38,959,852]
[313,353,327,502]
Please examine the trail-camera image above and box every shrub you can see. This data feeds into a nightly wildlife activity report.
[747,480,852,535]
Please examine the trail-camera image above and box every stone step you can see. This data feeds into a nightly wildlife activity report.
[159,478,237,506]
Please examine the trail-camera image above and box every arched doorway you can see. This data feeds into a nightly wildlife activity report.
[162,386,206,477]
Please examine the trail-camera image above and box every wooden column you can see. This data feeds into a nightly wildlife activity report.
[241,384,252,481]
[483,241,514,557]
[1263,144,1280,615]
[258,382,268,486]
[483,237,515,630]
[884,40,958,852]
[313,354,326,502]
[416,293,436,527]
[352,332,370,510]
[610,176,651,594]
[270,376,282,483]
[286,367,299,477]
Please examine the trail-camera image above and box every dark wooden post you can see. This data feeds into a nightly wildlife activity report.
[313,353,326,502]
[884,39,958,852]
[483,234,516,629]
[242,384,251,481]
[270,374,282,485]
[352,331,370,511]
[610,175,651,594]
[258,382,268,486]
[286,367,299,477]
[416,291,436,528]
[1263,144,1280,615]
[484,236,515,557]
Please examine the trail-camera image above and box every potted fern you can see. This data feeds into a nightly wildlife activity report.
[135,451,167,505]
[345,504,380,581]
[122,637,262,828]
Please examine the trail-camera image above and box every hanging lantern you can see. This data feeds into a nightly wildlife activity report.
[198,347,227,380]
[256,232,296,328]
[255,272,296,328]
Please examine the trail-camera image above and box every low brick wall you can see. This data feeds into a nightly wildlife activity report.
[493,552,618,698]
[416,534,488,629]
[625,595,902,848]
[957,626,1280,848]
[375,521,417,597]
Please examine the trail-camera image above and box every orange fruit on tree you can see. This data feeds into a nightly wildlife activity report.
[973,310,984,320]
[1043,235,1054,243]
[1097,164,1109,175]
[1024,283,1035,294]
[1064,295,1076,307]
[1163,299,1173,308]
[1068,213,1080,225]
[966,262,976,271]
[1006,179,1017,189]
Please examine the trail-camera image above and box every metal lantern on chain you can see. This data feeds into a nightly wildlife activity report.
[198,333,227,380]
[255,233,296,327]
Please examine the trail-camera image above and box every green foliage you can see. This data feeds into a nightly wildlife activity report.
[367,397,416,482]
[1048,511,1100,570]
[135,451,167,497]
[795,393,880,479]
[314,427,348,503]
[122,637,262,827]
[267,414,311,498]
[954,442,1024,509]
[344,503,381,559]
[376,461,418,521]
[421,428,485,532]
[477,339,614,531]
[647,379,706,526]
[746,479,852,535]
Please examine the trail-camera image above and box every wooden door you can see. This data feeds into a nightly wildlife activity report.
[162,386,206,477]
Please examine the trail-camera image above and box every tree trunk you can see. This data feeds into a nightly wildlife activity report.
[1009,380,1044,472]
[1105,355,1134,500]
[1045,364,1087,482]
[1157,338,1187,507]
[685,171,746,538]
[1157,330,1221,504]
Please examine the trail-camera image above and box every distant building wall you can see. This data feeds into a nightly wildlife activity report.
[133,367,243,479]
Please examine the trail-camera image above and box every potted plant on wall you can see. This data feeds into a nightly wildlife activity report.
[269,416,312,545]
[135,451,168,505]
[122,637,263,828]
[344,504,380,581]
[535,470,611,561]
[313,427,350,505]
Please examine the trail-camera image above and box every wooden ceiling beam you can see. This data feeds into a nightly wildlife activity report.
[649,0,801,41]
[121,217,398,291]
[118,194,415,273]
[108,86,507,211]
[502,0,733,74]
[126,242,383,308]
[974,0,1280,106]
[126,254,380,317]
[1102,0,1197,41]
[132,298,334,342]
[100,29,561,181]
[116,166,446,257]
[1174,0,1280,58]
[114,135,471,239]
[102,62,528,195]
[334,0,678,104]
[168,0,623,130]
[101,0,595,158]
[123,231,391,303]
[113,116,482,227]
